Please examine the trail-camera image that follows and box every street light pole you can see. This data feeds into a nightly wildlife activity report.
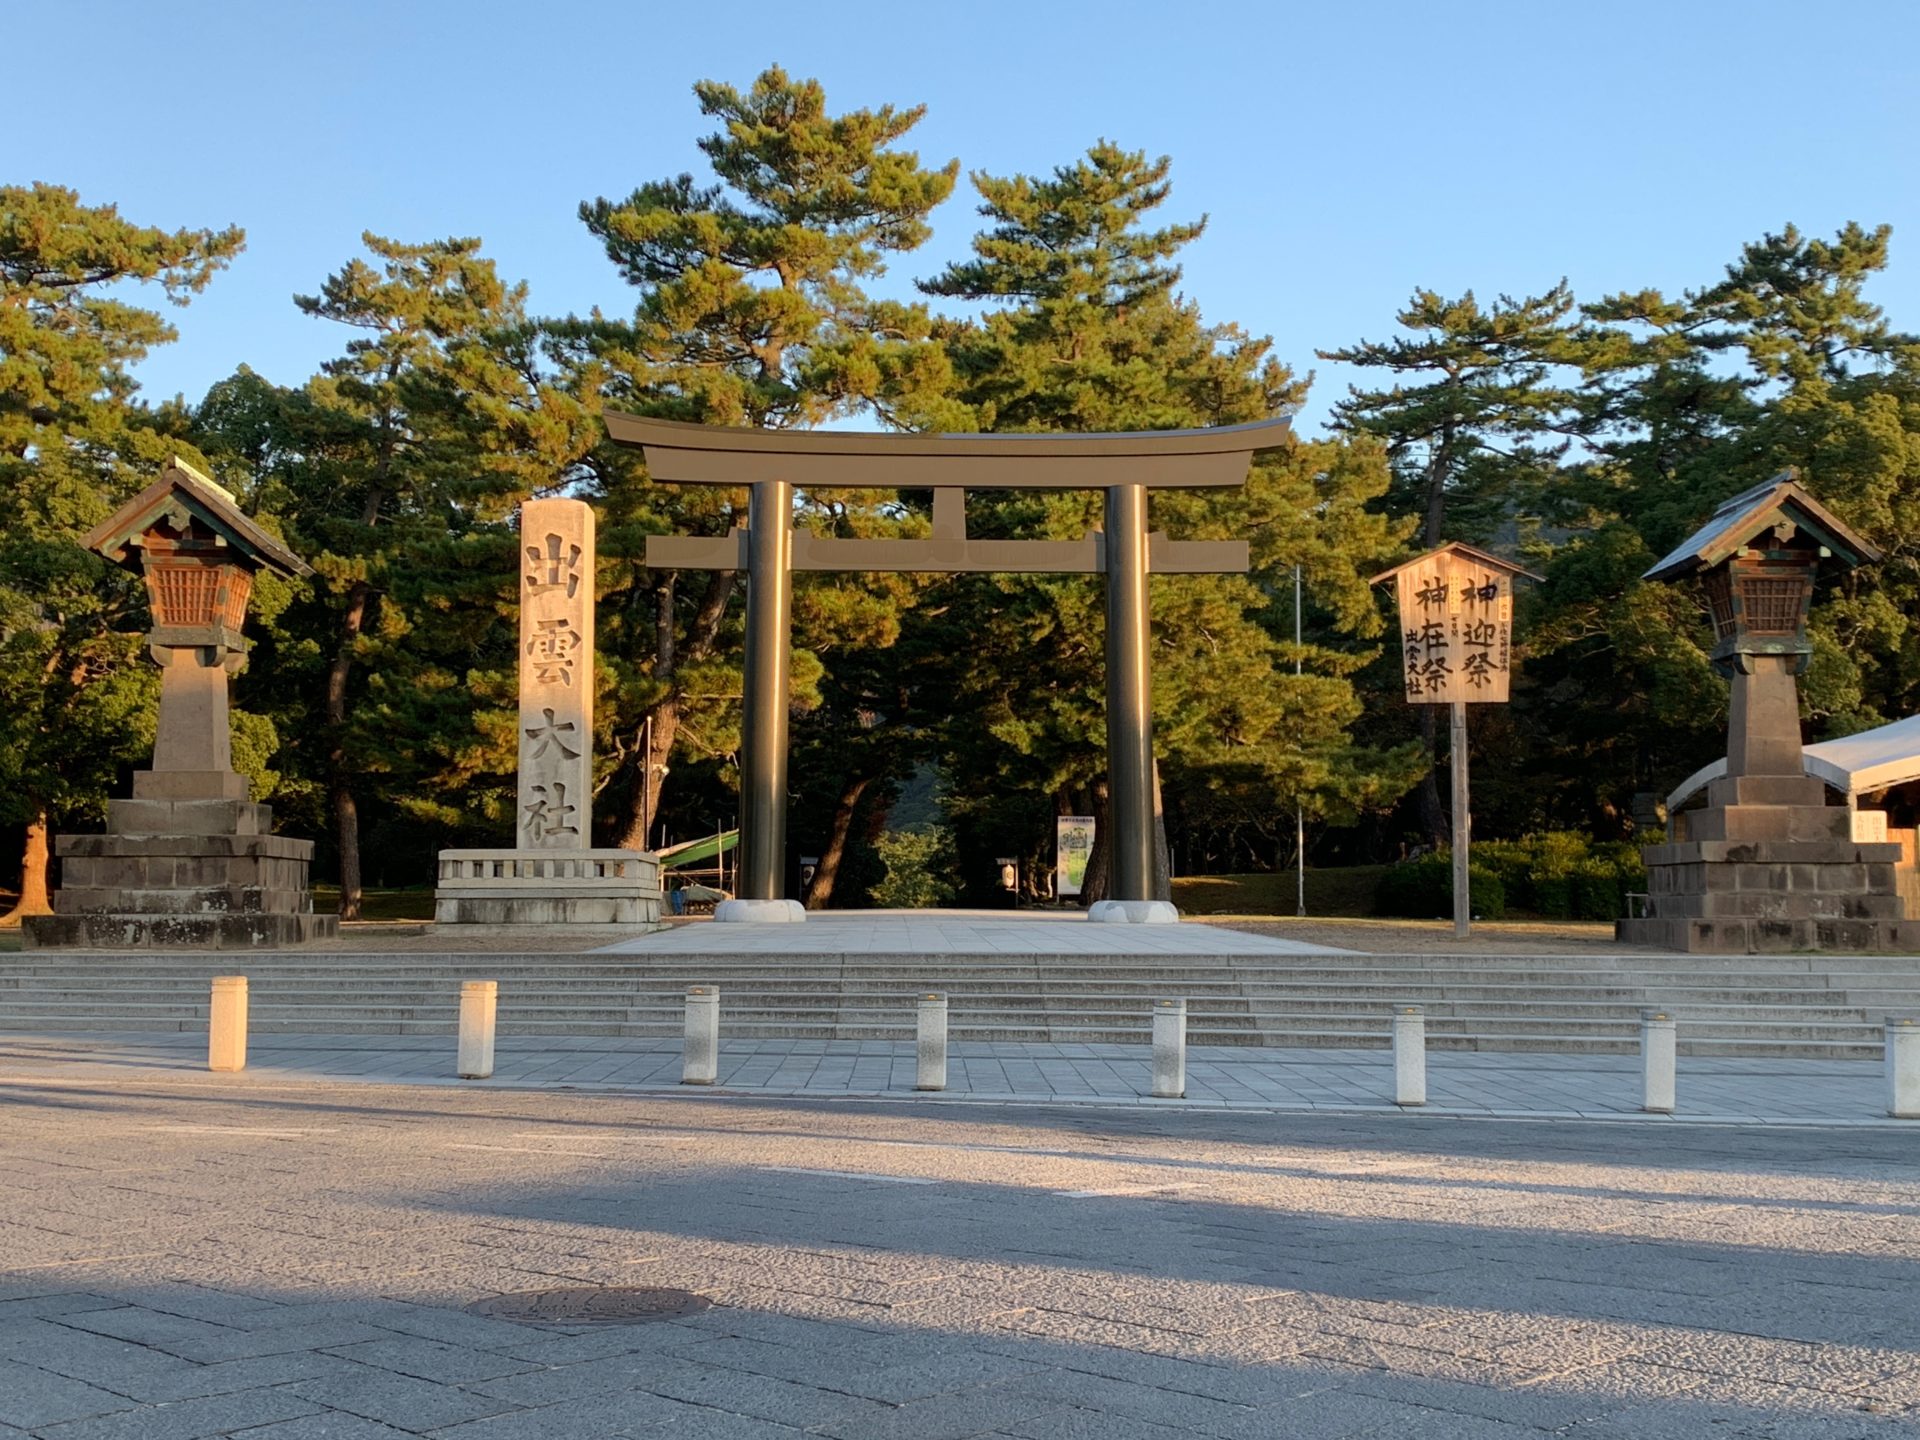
[1295,563,1306,918]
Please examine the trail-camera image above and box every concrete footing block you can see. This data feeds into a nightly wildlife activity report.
[1641,1009,1677,1114]
[1151,997,1187,1098]
[209,975,247,1072]
[458,980,498,1080]
[1088,900,1180,924]
[916,992,948,1092]
[713,899,806,924]
[1392,1005,1426,1106]
[1888,1016,1919,1119]
[684,986,719,1084]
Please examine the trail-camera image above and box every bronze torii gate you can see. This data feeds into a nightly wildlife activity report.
[605,413,1292,923]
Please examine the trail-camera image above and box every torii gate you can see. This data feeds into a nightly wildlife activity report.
[605,413,1293,923]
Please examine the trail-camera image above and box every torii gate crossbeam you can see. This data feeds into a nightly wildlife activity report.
[605,413,1292,923]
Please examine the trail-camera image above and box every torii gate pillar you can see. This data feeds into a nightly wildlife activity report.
[607,413,1291,923]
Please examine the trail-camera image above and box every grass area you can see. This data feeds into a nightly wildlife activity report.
[312,887,436,921]
[1173,867,1389,918]
[0,932,21,953]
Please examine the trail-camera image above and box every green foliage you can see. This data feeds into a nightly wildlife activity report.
[0,183,241,836]
[1375,856,1507,921]
[1473,832,1645,919]
[870,827,958,909]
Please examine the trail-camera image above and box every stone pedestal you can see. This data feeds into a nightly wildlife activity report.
[1617,774,1919,953]
[434,849,662,926]
[24,787,336,950]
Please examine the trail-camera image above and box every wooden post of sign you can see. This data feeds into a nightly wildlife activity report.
[1450,700,1470,939]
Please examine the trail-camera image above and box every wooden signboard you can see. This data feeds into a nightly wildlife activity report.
[1373,543,1541,939]
[1393,549,1516,705]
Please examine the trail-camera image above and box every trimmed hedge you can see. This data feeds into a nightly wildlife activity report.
[1376,855,1507,920]
[1445,831,1647,920]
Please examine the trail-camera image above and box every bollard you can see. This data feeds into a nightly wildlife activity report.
[1151,998,1187,1099]
[1391,1004,1426,1107]
[916,992,948,1092]
[1641,1009,1677,1114]
[209,976,248,1073]
[683,986,719,1086]
[458,980,498,1080]
[1888,1016,1919,1119]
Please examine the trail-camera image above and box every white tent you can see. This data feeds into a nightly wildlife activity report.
[1667,713,1920,812]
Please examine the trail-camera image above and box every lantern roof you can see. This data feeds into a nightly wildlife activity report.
[84,458,312,579]
[1369,541,1543,586]
[1643,474,1879,583]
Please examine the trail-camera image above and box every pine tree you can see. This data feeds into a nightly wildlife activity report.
[919,144,1422,900]
[550,66,960,859]
[0,184,243,924]
[228,235,594,916]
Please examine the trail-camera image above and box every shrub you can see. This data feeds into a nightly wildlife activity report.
[870,827,958,909]
[1376,855,1507,921]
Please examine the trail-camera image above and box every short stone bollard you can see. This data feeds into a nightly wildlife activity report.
[916,992,948,1092]
[209,976,248,1073]
[458,980,498,1080]
[1888,1016,1919,1119]
[1641,1009,1677,1114]
[1151,998,1187,1099]
[1391,1004,1426,1107]
[683,986,719,1086]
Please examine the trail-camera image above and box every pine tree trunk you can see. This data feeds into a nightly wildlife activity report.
[330,780,362,921]
[326,576,373,922]
[802,774,872,910]
[1080,779,1112,906]
[0,812,53,926]
[612,697,678,850]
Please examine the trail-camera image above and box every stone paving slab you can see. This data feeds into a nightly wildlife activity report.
[0,1030,1908,1126]
[0,1083,1915,1437]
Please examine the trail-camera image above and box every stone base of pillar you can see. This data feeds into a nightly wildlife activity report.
[1087,900,1181,924]
[713,898,807,924]
[434,849,662,926]
[1617,800,1919,953]
[24,804,336,950]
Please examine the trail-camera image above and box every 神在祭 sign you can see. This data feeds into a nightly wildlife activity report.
[1374,543,1541,938]
[1393,546,1518,705]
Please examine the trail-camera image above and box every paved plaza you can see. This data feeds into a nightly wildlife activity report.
[594,911,1356,957]
[1,1075,1916,1438]
[0,1032,1907,1127]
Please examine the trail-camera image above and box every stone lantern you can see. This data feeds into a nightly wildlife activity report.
[1617,474,1916,953]
[24,459,338,948]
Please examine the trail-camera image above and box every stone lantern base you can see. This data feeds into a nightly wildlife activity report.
[1616,775,1920,953]
[23,780,337,950]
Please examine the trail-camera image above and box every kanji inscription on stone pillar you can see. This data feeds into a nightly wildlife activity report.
[517,499,594,849]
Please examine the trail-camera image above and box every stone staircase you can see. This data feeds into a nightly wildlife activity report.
[3,950,1919,1058]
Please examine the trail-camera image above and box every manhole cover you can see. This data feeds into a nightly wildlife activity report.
[465,1286,713,1325]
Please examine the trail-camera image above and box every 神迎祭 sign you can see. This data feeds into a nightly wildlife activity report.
[1373,543,1541,937]
[1391,545,1520,704]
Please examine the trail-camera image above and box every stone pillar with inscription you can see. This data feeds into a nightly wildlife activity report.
[434,498,661,927]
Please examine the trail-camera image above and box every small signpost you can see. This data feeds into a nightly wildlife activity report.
[1056,816,1096,898]
[1372,544,1540,938]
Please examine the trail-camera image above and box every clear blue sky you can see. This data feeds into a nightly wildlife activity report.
[29,0,1920,433]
